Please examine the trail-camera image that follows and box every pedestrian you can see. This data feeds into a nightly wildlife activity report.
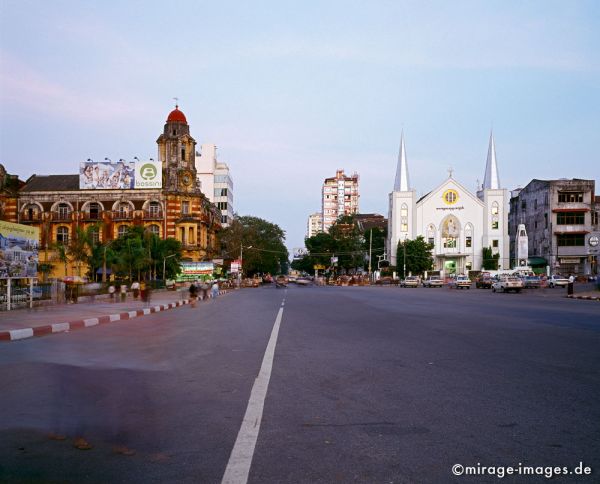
[189,281,198,308]
[108,284,116,301]
[568,274,575,295]
[120,284,127,302]
[211,280,219,299]
[131,280,140,299]
[140,281,146,302]
[200,280,209,301]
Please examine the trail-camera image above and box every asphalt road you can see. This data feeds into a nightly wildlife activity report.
[1,285,599,483]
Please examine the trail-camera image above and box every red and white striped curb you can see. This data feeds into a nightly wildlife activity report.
[0,300,189,342]
[567,294,600,301]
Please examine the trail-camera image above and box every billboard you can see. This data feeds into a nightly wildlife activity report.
[0,221,39,278]
[79,160,162,190]
[177,262,214,281]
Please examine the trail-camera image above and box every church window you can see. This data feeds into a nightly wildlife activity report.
[492,239,499,248]
[443,189,458,205]
[57,226,69,245]
[401,223,408,232]
[428,237,434,246]
[491,202,499,215]
[466,236,472,248]
[492,217,499,230]
[401,204,408,217]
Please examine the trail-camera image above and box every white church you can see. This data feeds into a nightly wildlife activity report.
[387,133,509,276]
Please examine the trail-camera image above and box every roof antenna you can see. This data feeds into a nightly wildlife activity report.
[173,97,179,108]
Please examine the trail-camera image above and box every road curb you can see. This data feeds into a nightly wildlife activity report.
[0,289,230,342]
[566,294,600,301]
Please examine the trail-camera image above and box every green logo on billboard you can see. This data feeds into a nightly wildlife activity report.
[140,163,157,180]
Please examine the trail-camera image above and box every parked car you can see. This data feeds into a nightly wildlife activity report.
[401,276,420,288]
[548,274,569,288]
[492,275,523,293]
[523,275,541,289]
[448,275,472,289]
[423,276,444,288]
[475,272,493,289]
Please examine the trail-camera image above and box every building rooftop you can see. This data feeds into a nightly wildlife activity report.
[21,175,79,192]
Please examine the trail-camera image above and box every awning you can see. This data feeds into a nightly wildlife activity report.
[552,208,589,212]
[554,231,589,235]
[527,257,547,266]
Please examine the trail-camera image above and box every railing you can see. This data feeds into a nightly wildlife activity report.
[51,211,72,221]
[143,210,163,219]
[112,210,133,220]
[20,212,43,222]
[81,211,102,221]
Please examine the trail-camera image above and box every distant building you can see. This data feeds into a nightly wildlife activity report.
[354,213,387,232]
[307,212,323,238]
[508,179,599,276]
[322,169,359,232]
[388,133,510,275]
[195,144,234,227]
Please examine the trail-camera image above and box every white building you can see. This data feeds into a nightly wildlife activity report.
[387,133,509,276]
[195,144,234,227]
[322,169,359,233]
[307,212,323,238]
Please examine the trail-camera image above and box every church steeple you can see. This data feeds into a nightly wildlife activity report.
[482,131,500,190]
[393,132,410,192]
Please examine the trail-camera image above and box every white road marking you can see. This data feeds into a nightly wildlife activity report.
[9,328,34,340]
[221,304,285,484]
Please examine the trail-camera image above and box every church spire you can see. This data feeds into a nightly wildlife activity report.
[394,132,410,192]
[483,131,500,189]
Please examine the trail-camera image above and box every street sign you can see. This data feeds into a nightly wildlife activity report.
[231,260,241,273]
[313,264,326,270]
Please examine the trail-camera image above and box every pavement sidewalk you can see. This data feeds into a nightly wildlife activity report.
[0,289,227,342]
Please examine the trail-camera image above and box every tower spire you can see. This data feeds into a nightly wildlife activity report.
[483,131,500,189]
[394,131,410,192]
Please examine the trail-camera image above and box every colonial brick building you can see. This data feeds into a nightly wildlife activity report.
[0,105,222,279]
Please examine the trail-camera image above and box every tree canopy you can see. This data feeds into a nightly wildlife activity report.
[220,215,289,276]
[396,236,434,278]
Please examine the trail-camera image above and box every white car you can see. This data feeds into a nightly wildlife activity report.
[548,275,569,288]
[492,276,523,293]
[401,276,420,288]
[448,275,471,289]
[423,277,444,288]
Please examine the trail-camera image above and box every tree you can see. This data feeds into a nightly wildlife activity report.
[362,226,387,272]
[482,246,500,270]
[220,215,289,276]
[396,236,434,278]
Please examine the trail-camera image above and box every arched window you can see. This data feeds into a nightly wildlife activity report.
[117,225,128,238]
[147,224,160,236]
[57,203,71,220]
[88,202,100,220]
[23,203,41,221]
[148,201,161,217]
[465,223,473,248]
[117,203,129,218]
[427,224,436,246]
[57,226,69,244]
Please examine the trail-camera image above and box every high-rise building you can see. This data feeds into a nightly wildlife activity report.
[307,212,323,238]
[322,169,359,232]
[388,132,510,275]
[195,144,234,227]
[508,179,599,276]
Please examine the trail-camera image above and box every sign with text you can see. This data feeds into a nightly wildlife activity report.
[79,160,162,190]
[0,221,39,278]
[230,260,241,273]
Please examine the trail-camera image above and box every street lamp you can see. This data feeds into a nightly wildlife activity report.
[104,157,112,162]
[163,254,177,284]
[239,245,253,287]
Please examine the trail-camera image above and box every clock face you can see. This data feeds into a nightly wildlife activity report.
[589,235,599,247]
[180,172,192,189]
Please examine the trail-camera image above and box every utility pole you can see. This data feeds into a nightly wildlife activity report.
[368,229,372,278]
[403,235,407,279]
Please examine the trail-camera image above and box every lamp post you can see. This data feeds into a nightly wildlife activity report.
[163,254,177,285]
[239,245,253,287]
[403,234,408,279]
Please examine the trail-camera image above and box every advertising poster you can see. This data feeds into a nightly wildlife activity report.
[0,221,39,278]
[178,261,214,281]
[134,160,162,189]
[80,161,135,190]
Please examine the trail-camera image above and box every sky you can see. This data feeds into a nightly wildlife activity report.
[1,0,599,253]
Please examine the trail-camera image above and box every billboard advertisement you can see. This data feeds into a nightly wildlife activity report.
[0,221,39,278]
[177,262,214,281]
[79,160,162,190]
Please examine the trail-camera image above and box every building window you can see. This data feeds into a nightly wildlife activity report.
[188,227,194,245]
[179,227,186,245]
[492,239,499,248]
[148,224,160,236]
[181,147,186,160]
[90,228,100,245]
[221,215,228,224]
[491,202,499,215]
[492,217,499,230]
[57,226,69,244]
[466,236,472,248]
[118,225,128,238]
[521,200,526,210]
[217,202,228,211]
[557,212,585,225]
[401,223,408,232]
[557,234,585,246]
[117,203,129,218]
[558,192,583,203]
[58,203,70,219]
[149,201,160,217]
[443,238,456,248]
[89,202,100,219]
[534,199,538,210]
[400,208,408,217]
[181,201,190,215]
[544,213,548,228]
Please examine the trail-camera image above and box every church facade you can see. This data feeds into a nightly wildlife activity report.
[388,134,510,276]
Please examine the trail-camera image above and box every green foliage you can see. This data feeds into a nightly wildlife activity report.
[396,236,434,278]
[482,246,500,270]
[221,215,289,276]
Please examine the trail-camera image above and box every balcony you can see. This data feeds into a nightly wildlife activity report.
[20,212,43,223]
[143,209,163,220]
[112,210,133,221]
[81,211,103,221]
[51,211,72,221]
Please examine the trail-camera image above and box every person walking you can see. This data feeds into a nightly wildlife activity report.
[568,274,575,295]
[200,280,209,301]
[211,280,219,299]
[108,284,116,302]
[120,284,127,302]
[189,281,198,308]
[131,281,140,299]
